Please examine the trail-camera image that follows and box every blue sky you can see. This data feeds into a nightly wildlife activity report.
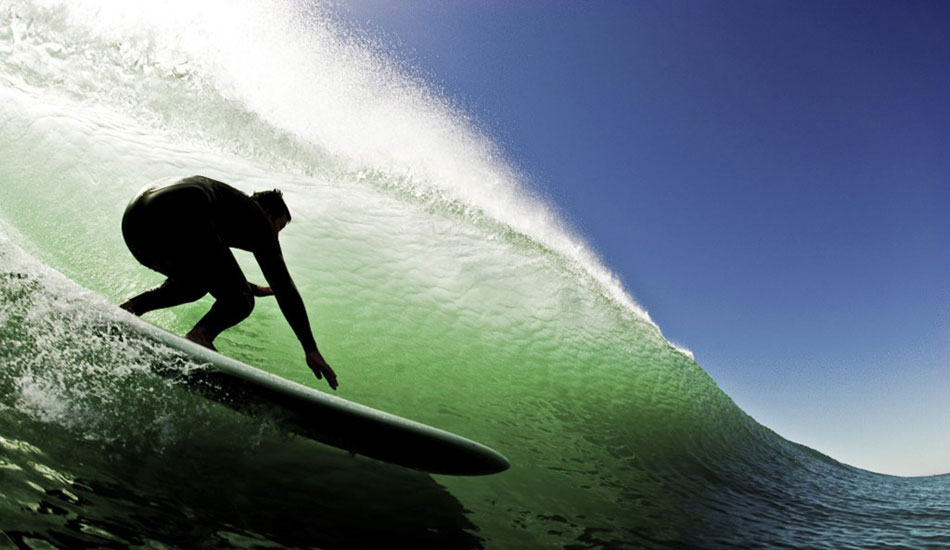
[338,1,950,476]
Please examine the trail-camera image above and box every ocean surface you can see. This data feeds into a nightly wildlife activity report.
[1,1,947,549]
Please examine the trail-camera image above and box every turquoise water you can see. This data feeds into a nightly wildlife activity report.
[1,1,948,549]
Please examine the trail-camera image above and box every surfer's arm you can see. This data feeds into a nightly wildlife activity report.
[255,245,316,349]
[255,242,338,389]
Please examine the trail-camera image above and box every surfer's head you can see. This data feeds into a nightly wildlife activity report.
[252,189,292,232]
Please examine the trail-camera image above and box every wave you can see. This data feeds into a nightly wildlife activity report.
[1,1,948,549]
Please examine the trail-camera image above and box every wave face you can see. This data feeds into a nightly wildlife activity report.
[1,1,947,548]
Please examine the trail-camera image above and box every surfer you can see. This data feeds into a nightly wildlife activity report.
[119,175,338,390]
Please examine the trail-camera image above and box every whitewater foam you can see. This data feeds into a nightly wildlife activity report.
[1,0,655,331]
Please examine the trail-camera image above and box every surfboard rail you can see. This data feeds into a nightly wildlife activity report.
[123,315,510,476]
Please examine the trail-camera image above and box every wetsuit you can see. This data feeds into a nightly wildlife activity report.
[121,175,315,351]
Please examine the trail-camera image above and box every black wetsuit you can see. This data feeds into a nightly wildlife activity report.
[121,176,313,349]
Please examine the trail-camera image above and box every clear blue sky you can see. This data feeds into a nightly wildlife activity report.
[338,1,950,476]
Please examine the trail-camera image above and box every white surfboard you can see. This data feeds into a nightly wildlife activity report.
[122,315,510,476]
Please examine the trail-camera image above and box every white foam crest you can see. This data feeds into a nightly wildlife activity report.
[0,229,208,443]
[18,0,652,323]
[669,341,695,360]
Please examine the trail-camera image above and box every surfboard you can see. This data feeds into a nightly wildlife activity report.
[121,315,510,476]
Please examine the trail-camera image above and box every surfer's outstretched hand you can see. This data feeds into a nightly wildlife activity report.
[306,349,338,390]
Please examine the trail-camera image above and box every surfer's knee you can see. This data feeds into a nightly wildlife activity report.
[199,288,254,336]
[208,284,254,319]
[231,290,255,321]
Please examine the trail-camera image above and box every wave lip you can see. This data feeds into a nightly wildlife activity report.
[1,0,653,329]
[2,1,949,549]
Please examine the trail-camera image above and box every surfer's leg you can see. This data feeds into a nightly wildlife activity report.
[121,190,208,316]
[185,295,253,351]
[184,244,253,351]
[120,279,207,316]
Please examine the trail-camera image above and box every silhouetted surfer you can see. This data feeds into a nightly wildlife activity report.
[120,175,338,390]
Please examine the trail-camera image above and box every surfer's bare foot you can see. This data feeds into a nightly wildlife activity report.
[185,327,218,352]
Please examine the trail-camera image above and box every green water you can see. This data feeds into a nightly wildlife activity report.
[2,2,949,549]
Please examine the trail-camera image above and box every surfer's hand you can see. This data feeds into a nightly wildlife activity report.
[248,283,274,297]
[306,350,338,390]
